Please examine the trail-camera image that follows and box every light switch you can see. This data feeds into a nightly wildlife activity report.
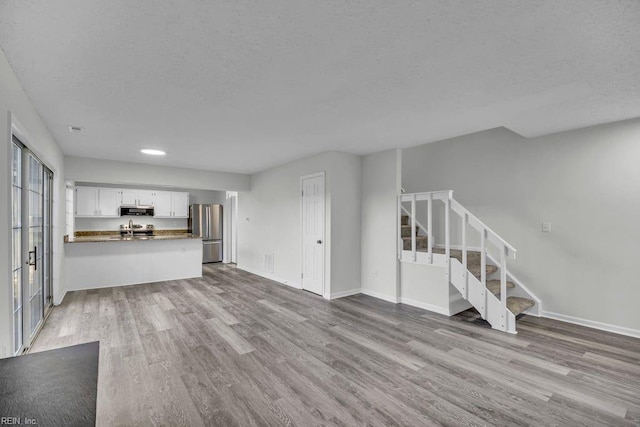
[541,221,551,233]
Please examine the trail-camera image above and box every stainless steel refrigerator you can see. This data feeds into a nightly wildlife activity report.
[189,204,223,263]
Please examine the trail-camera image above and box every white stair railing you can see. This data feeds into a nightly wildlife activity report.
[398,190,537,333]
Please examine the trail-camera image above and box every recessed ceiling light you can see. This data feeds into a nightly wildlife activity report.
[68,125,84,134]
[140,149,166,156]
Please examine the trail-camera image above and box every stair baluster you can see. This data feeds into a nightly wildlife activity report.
[444,197,451,282]
[411,194,417,262]
[480,229,487,319]
[461,212,468,299]
[427,193,433,264]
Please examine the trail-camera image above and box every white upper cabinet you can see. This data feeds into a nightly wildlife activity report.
[120,190,137,205]
[153,191,189,218]
[120,189,155,206]
[75,187,99,217]
[75,186,189,218]
[97,188,120,217]
[75,187,120,217]
[172,192,190,218]
[137,190,156,206]
[153,191,173,217]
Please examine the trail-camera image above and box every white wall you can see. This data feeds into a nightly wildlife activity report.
[403,120,640,334]
[360,149,401,301]
[328,153,362,296]
[65,156,250,191]
[0,48,66,357]
[400,263,450,314]
[237,151,361,297]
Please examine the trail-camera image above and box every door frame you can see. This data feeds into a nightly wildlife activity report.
[299,171,326,297]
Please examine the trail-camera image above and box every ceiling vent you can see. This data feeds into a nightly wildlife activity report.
[68,125,84,134]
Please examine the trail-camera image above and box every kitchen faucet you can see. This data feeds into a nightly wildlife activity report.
[128,219,134,237]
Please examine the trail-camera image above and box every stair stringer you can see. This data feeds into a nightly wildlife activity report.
[449,258,517,334]
[486,253,542,317]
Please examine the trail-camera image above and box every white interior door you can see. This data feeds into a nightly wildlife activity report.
[301,173,325,296]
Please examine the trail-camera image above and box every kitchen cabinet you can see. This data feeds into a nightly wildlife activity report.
[153,191,173,217]
[75,187,99,216]
[98,189,120,217]
[75,187,120,217]
[137,190,156,206]
[76,186,189,218]
[120,190,137,205]
[172,192,190,218]
[154,191,189,218]
[120,189,155,206]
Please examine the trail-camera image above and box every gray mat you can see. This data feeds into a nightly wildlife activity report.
[0,341,99,427]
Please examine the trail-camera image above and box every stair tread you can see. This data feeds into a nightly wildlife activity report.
[468,264,498,277]
[486,280,516,296]
[402,236,428,240]
[507,297,535,316]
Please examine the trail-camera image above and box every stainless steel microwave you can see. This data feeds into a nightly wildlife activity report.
[120,205,155,216]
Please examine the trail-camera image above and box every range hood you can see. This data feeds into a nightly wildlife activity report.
[120,205,155,216]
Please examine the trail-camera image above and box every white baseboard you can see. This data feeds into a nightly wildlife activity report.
[542,310,640,339]
[360,289,398,304]
[67,275,204,293]
[329,288,361,300]
[236,265,302,290]
[399,297,449,316]
[359,289,453,317]
[54,289,68,306]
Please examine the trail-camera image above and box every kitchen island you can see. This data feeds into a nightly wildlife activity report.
[64,234,203,291]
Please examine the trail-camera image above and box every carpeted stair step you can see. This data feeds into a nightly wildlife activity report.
[485,280,516,296]
[401,224,420,238]
[467,264,498,278]
[402,236,428,250]
[507,296,535,316]
[432,248,497,277]
[401,215,409,226]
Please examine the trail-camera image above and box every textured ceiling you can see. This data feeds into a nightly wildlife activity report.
[1,1,639,174]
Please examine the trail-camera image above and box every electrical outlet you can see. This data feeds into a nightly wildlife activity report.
[541,221,551,233]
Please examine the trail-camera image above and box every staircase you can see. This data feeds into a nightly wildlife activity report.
[398,191,540,334]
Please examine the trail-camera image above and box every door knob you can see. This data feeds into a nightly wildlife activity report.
[317,240,322,244]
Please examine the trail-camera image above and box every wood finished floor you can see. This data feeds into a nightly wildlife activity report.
[31,264,640,426]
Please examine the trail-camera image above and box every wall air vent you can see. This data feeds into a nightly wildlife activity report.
[68,126,84,134]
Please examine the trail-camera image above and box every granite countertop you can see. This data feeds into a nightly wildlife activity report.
[66,234,202,243]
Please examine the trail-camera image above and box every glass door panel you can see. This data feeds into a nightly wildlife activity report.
[43,170,53,314]
[11,141,23,354]
[27,153,44,338]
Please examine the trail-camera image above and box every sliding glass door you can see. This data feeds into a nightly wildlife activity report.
[11,135,53,354]
[11,139,23,353]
